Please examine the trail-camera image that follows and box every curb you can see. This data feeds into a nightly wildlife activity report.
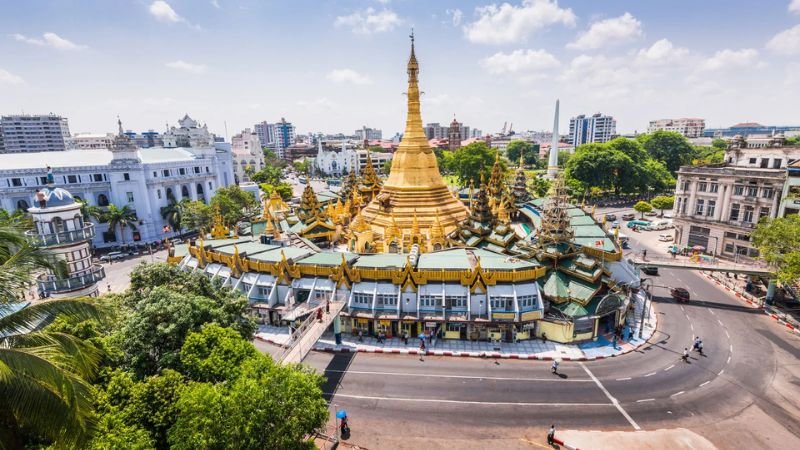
[553,437,580,450]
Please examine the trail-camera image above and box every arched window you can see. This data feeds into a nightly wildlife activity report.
[97,194,109,207]
[181,185,190,198]
[53,217,65,234]
[166,188,174,200]
[16,199,29,211]
[196,183,204,194]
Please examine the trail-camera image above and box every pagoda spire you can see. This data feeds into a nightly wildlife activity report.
[547,99,560,179]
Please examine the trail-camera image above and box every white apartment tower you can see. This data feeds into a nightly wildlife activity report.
[0,114,72,153]
[648,118,706,138]
[568,113,616,146]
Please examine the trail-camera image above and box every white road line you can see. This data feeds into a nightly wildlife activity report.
[699,381,710,387]
[664,364,675,372]
[690,323,694,332]
[324,369,594,382]
[718,319,724,326]
[718,369,725,376]
[730,345,733,353]
[636,398,655,403]
[708,308,715,315]
[671,391,685,398]
[725,330,730,339]
[616,377,632,381]
[329,393,614,407]
[581,363,641,431]
[680,306,685,312]
[727,356,732,364]
[644,372,657,377]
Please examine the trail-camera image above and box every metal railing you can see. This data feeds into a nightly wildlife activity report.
[38,264,105,294]
[26,223,95,247]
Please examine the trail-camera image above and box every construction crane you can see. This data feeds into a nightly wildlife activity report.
[501,121,507,135]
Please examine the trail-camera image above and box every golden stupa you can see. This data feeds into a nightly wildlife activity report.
[361,34,468,236]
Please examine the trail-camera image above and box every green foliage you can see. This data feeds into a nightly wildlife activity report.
[505,140,542,166]
[262,148,287,169]
[293,158,311,175]
[259,182,293,201]
[712,138,728,150]
[382,159,392,174]
[753,215,800,284]
[638,130,695,173]
[643,159,675,192]
[446,141,504,186]
[650,196,675,214]
[528,176,552,198]
[106,204,138,244]
[210,185,259,227]
[633,201,653,218]
[179,200,213,233]
[90,411,155,450]
[160,198,188,234]
[564,143,642,195]
[78,199,105,223]
[558,150,572,167]
[180,324,258,383]
[692,145,726,165]
[251,165,284,185]
[168,355,327,450]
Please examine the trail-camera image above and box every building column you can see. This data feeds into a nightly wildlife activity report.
[687,182,698,217]
[190,185,198,202]
[717,185,731,221]
[333,315,342,345]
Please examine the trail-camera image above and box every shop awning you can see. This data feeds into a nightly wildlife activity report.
[376,283,399,295]
[204,263,222,276]
[240,272,259,285]
[514,283,537,297]
[216,266,232,279]
[352,281,377,294]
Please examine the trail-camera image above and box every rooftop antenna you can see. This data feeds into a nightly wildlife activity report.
[224,121,229,142]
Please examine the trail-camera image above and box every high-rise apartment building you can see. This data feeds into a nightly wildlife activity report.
[568,113,616,146]
[254,121,274,147]
[425,122,470,141]
[647,118,705,138]
[355,126,382,141]
[272,118,295,159]
[0,114,71,153]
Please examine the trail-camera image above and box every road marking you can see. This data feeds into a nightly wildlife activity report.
[690,323,694,332]
[718,319,724,326]
[329,393,613,407]
[708,308,715,315]
[680,306,685,312]
[616,377,632,381]
[636,398,655,403]
[671,391,685,397]
[644,372,656,377]
[718,369,725,376]
[519,438,552,449]
[664,364,675,372]
[324,369,593,383]
[730,345,733,353]
[581,363,641,431]
[725,330,730,339]
[727,356,731,364]
[699,381,710,387]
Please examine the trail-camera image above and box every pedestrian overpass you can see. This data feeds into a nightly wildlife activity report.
[278,299,346,365]
[629,255,774,277]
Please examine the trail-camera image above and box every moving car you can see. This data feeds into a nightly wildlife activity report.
[605,213,617,221]
[658,233,674,242]
[100,251,125,262]
[610,221,620,229]
[641,266,659,275]
[645,220,673,231]
[671,287,691,302]
[622,213,636,220]
[644,211,657,217]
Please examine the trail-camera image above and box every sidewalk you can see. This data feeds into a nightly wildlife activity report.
[255,302,657,362]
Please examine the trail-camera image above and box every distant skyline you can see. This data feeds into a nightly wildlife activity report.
[1,0,799,138]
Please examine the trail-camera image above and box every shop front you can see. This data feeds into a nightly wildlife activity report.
[374,317,398,338]
[399,319,418,339]
[444,321,468,339]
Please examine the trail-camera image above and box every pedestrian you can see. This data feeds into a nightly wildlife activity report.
[325,299,330,314]
[612,335,617,350]
[642,249,647,260]
[403,331,408,345]
[358,330,363,342]
[693,337,700,351]
[36,189,46,208]
[46,166,54,185]
[551,360,559,374]
[547,424,556,445]
[682,347,689,363]
[420,338,426,351]
[542,332,548,343]
[317,308,323,322]
[107,283,111,293]
[697,340,704,355]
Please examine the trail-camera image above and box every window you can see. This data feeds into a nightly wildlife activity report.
[126,192,134,203]
[208,181,213,191]
[194,167,200,174]
[11,178,22,187]
[445,295,467,309]
[517,294,537,309]
[759,207,770,219]
[680,180,690,191]
[762,188,774,199]
[376,293,396,307]
[157,189,162,200]
[153,171,157,177]
[773,159,782,169]
[729,203,740,221]
[698,182,707,192]
[490,297,514,311]
[760,158,769,168]
[353,292,372,306]
[749,158,757,164]
[97,194,110,207]
[737,233,751,242]
[724,243,735,254]
[419,295,439,308]
[179,168,186,175]
[39,176,48,185]
[707,200,716,217]
[695,199,705,215]
[205,166,210,173]
[93,174,103,182]
[163,169,171,177]
[725,231,737,239]
[743,205,754,223]
[746,186,757,197]
[710,183,719,193]
[67,175,78,184]
[734,185,744,196]
[123,173,130,181]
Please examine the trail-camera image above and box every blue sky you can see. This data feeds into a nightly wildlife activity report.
[1,0,799,138]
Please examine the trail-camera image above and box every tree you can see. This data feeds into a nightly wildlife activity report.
[506,140,539,166]
[180,201,213,233]
[638,131,695,173]
[712,138,728,150]
[106,204,138,244]
[528,176,552,198]
[0,217,52,301]
[262,148,287,169]
[558,150,572,167]
[78,200,105,223]
[753,214,800,284]
[633,201,653,218]
[447,141,503,186]
[168,355,328,450]
[251,165,283,185]
[564,144,640,195]
[0,299,102,447]
[650,196,675,216]
[382,159,392,174]
[259,182,293,201]
[160,197,187,235]
[292,159,311,176]
[692,145,725,165]
[210,185,259,227]
[179,324,258,383]
[643,159,675,193]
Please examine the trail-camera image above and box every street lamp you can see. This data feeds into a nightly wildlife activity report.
[638,278,654,339]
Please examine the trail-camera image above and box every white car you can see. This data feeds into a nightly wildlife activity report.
[100,251,125,262]
[662,213,673,219]
[658,233,674,242]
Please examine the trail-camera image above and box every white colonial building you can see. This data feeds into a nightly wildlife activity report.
[314,140,392,177]
[163,115,217,148]
[231,128,264,183]
[0,118,235,247]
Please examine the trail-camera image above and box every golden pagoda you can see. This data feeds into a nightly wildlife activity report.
[361,33,468,237]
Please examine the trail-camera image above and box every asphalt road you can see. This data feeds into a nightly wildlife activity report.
[295,206,800,449]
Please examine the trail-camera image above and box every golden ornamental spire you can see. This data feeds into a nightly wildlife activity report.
[430,210,444,239]
[411,209,420,235]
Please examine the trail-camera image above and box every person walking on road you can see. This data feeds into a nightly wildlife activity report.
[358,330,363,342]
[693,337,701,351]
[551,360,559,375]
[697,339,704,355]
[547,424,556,445]
[682,347,690,363]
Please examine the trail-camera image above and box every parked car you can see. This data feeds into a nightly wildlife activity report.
[611,221,620,229]
[605,213,617,221]
[641,266,659,275]
[622,213,636,220]
[658,233,674,242]
[662,213,673,219]
[644,211,657,217]
[100,251,125,262]
[645,220,673,231]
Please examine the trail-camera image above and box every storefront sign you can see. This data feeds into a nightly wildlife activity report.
[379,320,391,326]
[521,310,542,321]
[425,322,438,327]
[492,312,516,321]
[356,319,368,326]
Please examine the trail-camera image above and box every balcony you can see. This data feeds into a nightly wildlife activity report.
[38,264,105,295]
[26,223,95,247]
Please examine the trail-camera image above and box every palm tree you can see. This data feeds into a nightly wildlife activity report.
[77,200,105,223]
[105,204,138,245]
[0,218,102,447]
[160,197,185,236]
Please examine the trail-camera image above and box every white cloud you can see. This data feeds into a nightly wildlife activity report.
[12,32,86,50]
[790,0,800,14]
[700,48,759,71]
[567,12,642,50]
[446,9,463,26]
[149,1,183,23]
[766,25,800,55]
[559,54,637,97]
[335,8,401,34]
[211,0,221,9]
[327,68,372,85]
[0,68,24,84]
[463,0,576,45]
[636,39,689,65]
[165,60,207,74]
[480,49,560,77]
